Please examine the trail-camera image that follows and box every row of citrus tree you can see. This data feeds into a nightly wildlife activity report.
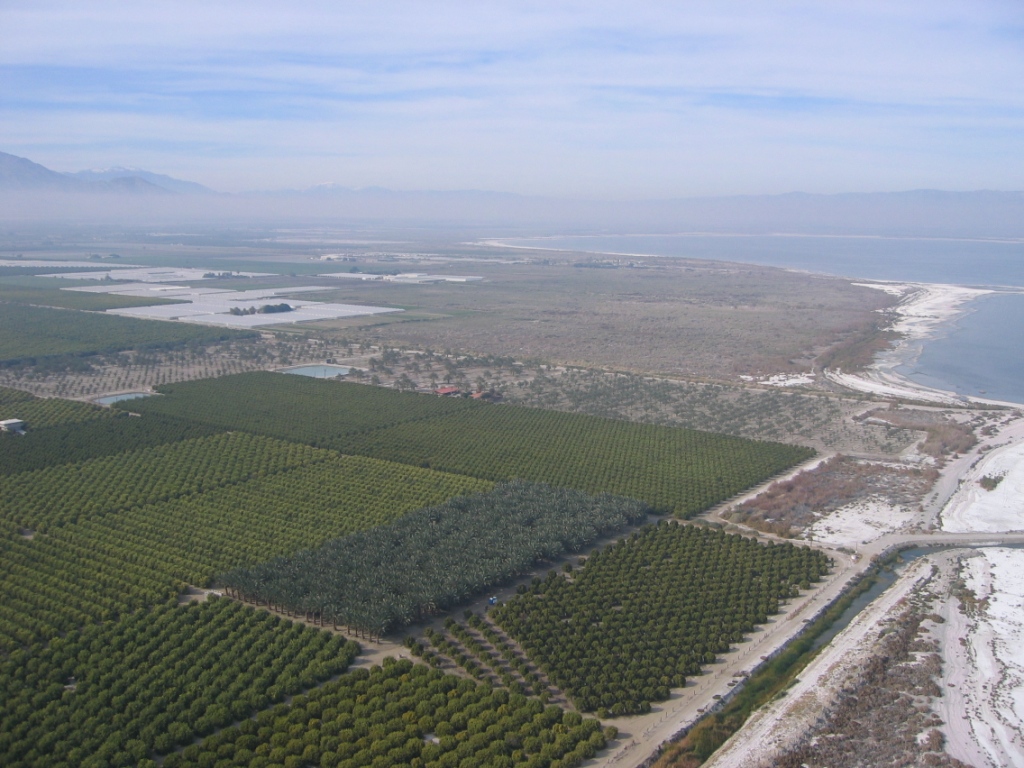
[493,522,831,715]
[0,598,361,767]
[126,371,813,517]
[0,454,486,652]
[162,658,611,768]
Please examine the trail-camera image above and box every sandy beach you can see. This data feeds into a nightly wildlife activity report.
[804,497,918,548]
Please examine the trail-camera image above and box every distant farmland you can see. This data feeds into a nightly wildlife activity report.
[0,303,253,366]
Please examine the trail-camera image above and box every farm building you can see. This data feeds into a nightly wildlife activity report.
[433,386,461,396]
[0,418,26,433]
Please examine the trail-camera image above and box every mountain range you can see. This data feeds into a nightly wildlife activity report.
[0,151,208,195]
[2,150,1023,238]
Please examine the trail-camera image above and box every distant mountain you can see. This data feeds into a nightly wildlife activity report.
[263,182,524,202]
[67,167,213,194]
[0,151,86,192]
[0,151,177,195]
[3,150,1022,238]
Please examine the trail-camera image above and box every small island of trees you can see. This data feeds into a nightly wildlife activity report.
[228,303,293,316]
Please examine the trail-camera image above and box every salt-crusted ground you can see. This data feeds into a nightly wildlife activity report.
[936,547,1024,767]
[804,498,918,548]
[739,373,817,387]
[942,435,1024,532]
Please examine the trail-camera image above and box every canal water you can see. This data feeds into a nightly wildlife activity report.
[281,364,351,378]
[810,543,1024,651]
[94,392,153,405]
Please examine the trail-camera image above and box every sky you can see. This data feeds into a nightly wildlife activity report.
[2,1,1023,198]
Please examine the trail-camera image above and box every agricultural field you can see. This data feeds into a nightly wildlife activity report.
[0,599,361,767]
[0,451,488,651]
[0,411,224,476]
[164,658,610,768]
[1,385,117,434]
[127,371,814,516]
[344,406,813,517]
[0,277,183,311]
[223,481,649,636]
[0,237,910,768]
[0,396,112,430]
[0,385,36,405]
[130,371,477,447]
[414,616,551,698]
[0,385,120,439]
[0,432,328,531]
[492,523,831,715]
[0,303,253,367]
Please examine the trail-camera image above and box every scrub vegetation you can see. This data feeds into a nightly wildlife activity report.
[727,455,939,537]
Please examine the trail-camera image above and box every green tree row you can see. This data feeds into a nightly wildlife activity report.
[345,405,812,516]
[0,302,253,366]
[0,396,113,430]
[0,432,330,531]
[0,598,360,768]
[0,411,224,477]
[0,385,37,405]
[493,522,831,715]
[163,658,610,768]
[126,371,814,516]
[0,455,488,651]
[127,371,477,444]
[223,482,650,637]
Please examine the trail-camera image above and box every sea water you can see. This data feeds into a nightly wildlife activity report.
[502,234,1024,404]
[898,293,1024,404]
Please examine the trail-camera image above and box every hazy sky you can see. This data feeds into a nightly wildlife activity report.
[3,1,1023,197]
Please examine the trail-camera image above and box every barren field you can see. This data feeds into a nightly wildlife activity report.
[728,455,938,539]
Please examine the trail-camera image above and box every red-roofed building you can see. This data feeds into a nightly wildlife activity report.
[433,386,461,396]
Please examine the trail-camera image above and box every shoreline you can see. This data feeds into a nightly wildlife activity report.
[483,234,1023,408]
[822,281,1022,408]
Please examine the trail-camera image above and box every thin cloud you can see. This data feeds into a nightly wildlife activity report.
[1,1,1022,195]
